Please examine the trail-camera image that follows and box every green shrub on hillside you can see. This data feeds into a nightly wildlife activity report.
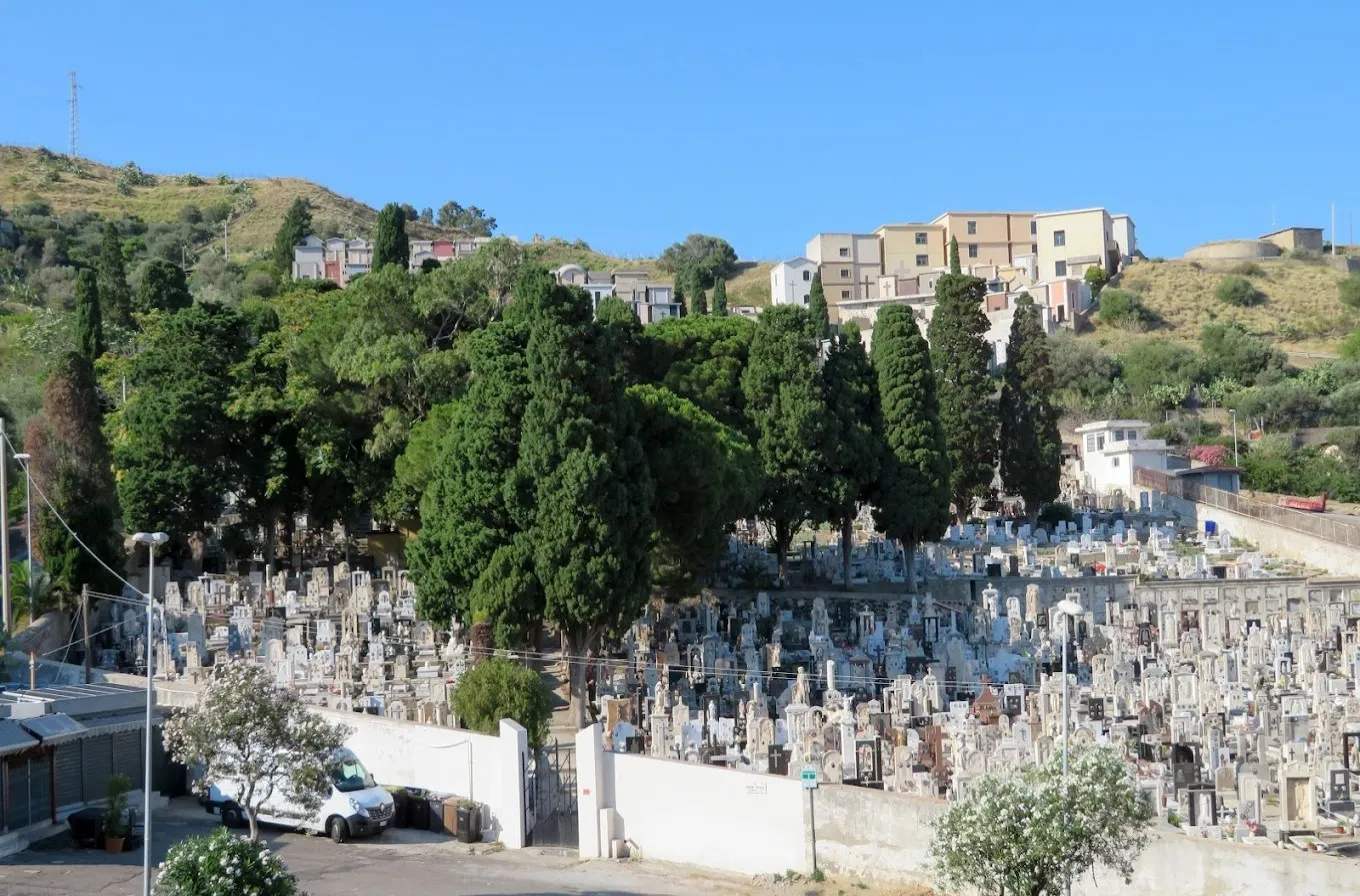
[1339,276,1360,310]
[1227,261,1265,277]
[1097,288,1150,327]
[1232,381,1324,428]
[1215,276,1265,307]
[1083,266,1110,296]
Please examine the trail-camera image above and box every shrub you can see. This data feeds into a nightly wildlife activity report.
[1198,322,1289,387]
[1083,265,1110,295]
[179,173,205,186]
[1327,381,1360,423]
[1227,261,1264,277]
[1341,328,1360,362]
[451,657,554,750]
[243,270,278,298]
[1290,247,1320,261]
[1339,276,1360,310]
[103,774,131,839]
[1121,339,1201,396]
[154,827,301,896]
[1036,501,1075,527]
[1147,422,1183,444]
[1189,444,1230,466]
[1215,276,1264,307]
[1097,287,1150,327]
[1233,381,1324,428]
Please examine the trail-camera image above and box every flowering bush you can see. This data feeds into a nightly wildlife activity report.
[1189,444,1230,466]
[154,827,302,896]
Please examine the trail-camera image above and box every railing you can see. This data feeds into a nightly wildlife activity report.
[1134,467,1360,548]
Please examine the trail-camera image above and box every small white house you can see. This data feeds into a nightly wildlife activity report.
[770,257,818,307]
[1072,419,1169,497]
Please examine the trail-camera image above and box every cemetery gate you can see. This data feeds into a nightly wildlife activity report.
[527,740,577,848]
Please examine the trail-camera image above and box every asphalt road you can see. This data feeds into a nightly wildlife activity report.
[0,801,761,896]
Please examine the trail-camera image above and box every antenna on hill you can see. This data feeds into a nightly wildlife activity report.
[68,70,80,158]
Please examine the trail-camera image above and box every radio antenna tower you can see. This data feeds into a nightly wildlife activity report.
[68,71,80,158]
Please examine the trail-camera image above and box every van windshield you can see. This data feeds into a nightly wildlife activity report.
[330,756,376,793]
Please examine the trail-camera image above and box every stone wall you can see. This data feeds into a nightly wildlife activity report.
[1184,240,1282,260]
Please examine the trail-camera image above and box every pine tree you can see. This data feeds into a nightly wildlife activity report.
[999,293,1062,522]
[870,305,951,591]
[949,236,961,274]
[73,269,103,364]
[711,278,728,316]
[373,203,410,269]
[928,272,997,522]
[821,323,882,590]
[97,223,132,327]
[272,198,313,272]
[807,272,831,341]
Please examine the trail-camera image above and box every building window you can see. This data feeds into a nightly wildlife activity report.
[841,290,850,299]
[968,244,978,258]
[838,247,850,257]
[915,232,928,245]
[1030,220,1037,235]
[1032,243,1038,254]
[1085,435,1096,452]
[915,254,929,266]
[1054,230,1066,247]
[1112,457,1120,468]
[1055,261,1067,277]
[802,270,811,281]
[966,220,977,235]
[1096,434,1105,450]
[840,269,850,278]
[802,293,809,304]
[1113,429,1126,442]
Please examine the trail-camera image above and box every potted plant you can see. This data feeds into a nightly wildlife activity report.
[455,799,482,844]
[103,774,131,854]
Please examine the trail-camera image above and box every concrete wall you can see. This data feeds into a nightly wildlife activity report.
[1184,240,1282,260]
[1187,501,1360,575]
[813,785,944,882]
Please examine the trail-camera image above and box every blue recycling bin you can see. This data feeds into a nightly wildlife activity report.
[1205,520,1217,535]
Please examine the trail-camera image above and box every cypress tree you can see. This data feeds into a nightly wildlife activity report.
[272,198,313,272]
[691,285,708,316]
[136,259,192,314]
[822,323,881,590]
[73,269,103,363]
[870,305,951,592]
[807,272,831,341]
[949,236,961,274]
[373,203,410,269]
[711,278,728,316]
[97,223,132,327]
[999,293,1062,522]
[928,272,997,522]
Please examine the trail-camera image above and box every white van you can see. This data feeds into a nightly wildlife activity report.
[203,747,395,843]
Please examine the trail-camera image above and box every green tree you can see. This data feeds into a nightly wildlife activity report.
[467,533,544,650]
[451,657,553,750]
[821,324,881,590]
[436,201,497,236]
[742,305,829,584]
[999,294,1061,523]
[97,223,133,326]
[928,272,997,521]
[643,314,756,433]
[272,197,312,272]
[372,203,410,269]
[72,269,103,363]
[1120,339,1201,398]
[1198,321,1289,387]
[711,278,728,316]
[107,303,249,549]
[658,234,738,288]
[511,282,655,726]
[807,272,831,341]
[870,305,950,592]
[932,748,1152,896]
[949,236,961,274]
[136,259,192,314]
[1083,265,1110,296]
[690,282,708,316]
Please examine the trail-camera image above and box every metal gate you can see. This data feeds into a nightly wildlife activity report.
[4,752,52,831]
[528,741,577,848]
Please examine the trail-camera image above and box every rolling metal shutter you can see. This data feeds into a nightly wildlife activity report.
[112,731,142,788]
[81,735,114,802]
[54,743,84,808]
[5,758,32,830]
[27,752,52,826]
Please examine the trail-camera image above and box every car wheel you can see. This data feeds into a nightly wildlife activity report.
[222,807,244,829]
[328,816,349,844]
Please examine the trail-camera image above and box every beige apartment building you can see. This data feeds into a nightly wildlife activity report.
[930,212,1037,268]
[806,232,882,311]
[1033,208,1125,281]
[876,223,946,276]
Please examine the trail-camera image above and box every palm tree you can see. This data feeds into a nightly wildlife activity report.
[9,563,56,629]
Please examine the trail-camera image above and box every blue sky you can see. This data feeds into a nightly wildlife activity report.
[2,1,1358,260]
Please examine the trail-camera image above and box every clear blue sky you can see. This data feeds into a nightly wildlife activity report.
[3,1,1358,260]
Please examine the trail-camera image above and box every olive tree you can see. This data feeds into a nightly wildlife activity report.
[163,661,347,841]
[932,747,1152,896]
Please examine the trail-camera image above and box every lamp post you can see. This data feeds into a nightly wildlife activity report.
[1229,409,1239,466]
[13,454,31,624]
[1055,595,1083,896]
[132,531,168,896]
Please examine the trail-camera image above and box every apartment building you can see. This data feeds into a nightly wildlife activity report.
[409,236,496,270]
[876,223,945,275]
[929,212,1036,268]
[805,233,882,310]
[770,257,818,307]
[1033,208,1132,281]
[553,264,681,324]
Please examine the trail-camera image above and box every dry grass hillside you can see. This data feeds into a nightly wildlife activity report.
[1091,256,1355,354]
[0,145,776,302]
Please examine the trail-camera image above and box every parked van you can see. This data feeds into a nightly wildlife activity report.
[203,747,394,843]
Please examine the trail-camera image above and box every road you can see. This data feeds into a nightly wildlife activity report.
[0,801,766,896]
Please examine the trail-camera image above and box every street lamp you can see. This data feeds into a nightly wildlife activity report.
[132,531,168,896]
[13,454,31,625]
[1055,595,1083,896]
[1229,409,1239,466]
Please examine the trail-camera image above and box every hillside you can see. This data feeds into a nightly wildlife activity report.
[0,145,775,304]
[1088,256,1354,355]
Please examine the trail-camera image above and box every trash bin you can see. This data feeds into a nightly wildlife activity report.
[388,788,410,828]
[456,802,481,843]
[405,788,428,831]
[441,797,458,837]
[426,794,449,834]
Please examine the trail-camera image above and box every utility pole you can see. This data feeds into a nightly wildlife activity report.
[1,417,10,634]
[68,71,79,158]
[82,585,92,684]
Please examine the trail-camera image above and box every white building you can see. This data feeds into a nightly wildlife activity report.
[1072,419,1169,497]
[291,235,324,280]
[770,257,818,307]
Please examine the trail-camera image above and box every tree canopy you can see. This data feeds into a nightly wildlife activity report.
[658,233,738,289]
[451,657,554,750]
[711,278,728,316]
[73,268,103,363]
[807,272,830,341]
[436,201,497,236]
[999,294,1062,521]
[272,198,312,272]
[928,273,997,520]
[372,203,410,269]
[821,324,881,589]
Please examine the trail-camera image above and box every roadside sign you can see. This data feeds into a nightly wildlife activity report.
[801,767,819,790]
